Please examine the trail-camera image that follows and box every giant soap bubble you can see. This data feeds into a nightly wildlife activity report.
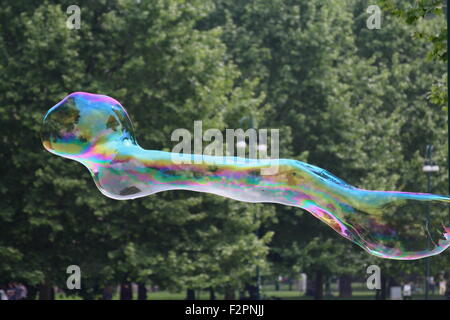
[42,92,450,260]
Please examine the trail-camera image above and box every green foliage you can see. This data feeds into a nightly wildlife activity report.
[0,0,269,296]
[204,0,448,285]
[378,0,448,109]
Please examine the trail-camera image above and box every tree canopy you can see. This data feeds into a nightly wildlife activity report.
[0,0,448,299]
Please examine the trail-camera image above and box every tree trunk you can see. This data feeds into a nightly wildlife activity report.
[339,275,352,298]
[224,286,235,300]
[376,274,387,300]
[186,289,196,300]
[325,276,332,297]
[245,284,258,300]
[38,280,54,300]
[314,271,324,300]
[27,285,39,300]
[137,283,147,300]
[102,286,113,300]
[120,282,133,300]
[209,288,216,300]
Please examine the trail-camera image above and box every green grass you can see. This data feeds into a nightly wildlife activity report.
[55,283,447,300]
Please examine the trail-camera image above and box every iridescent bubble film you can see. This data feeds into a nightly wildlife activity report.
[42,92,450,260]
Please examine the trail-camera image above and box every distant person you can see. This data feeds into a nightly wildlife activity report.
[102,286,113,300]
[6,283,16,300]
[428,276,435,295]
[439,279,446,296]
[120,283,133,300]
[445,281,450,300]
[0,285,7,300]
[402,283,412,300]
[17,283,27,300]
[13,282,23,300]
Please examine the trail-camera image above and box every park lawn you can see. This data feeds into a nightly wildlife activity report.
[55,282,446,300]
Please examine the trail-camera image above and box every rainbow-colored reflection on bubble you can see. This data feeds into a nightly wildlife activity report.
[42,92,450,260]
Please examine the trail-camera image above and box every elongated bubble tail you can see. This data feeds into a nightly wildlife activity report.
[445,226,450,241]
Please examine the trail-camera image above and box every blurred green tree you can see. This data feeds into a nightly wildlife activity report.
[0,0,270,299]
[378,0,448,109]
[203,0,448,299]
